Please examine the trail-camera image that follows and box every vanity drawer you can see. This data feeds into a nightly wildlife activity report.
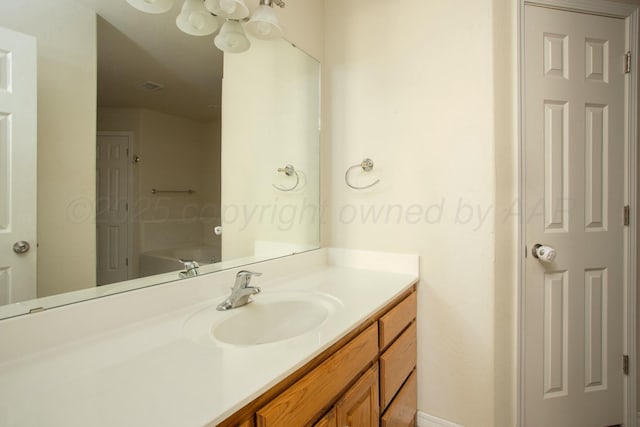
[380,321,417,409]
[381,369,417,427]
[256,323,378,427]
[379,291,416,350]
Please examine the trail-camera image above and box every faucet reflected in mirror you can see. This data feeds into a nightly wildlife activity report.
[0,0,320,319]
[178,260,200,279]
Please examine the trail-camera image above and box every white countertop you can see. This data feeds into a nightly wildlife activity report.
[0,249,418,426]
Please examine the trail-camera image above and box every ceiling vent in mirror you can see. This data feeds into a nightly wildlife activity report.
[139,81,165,91]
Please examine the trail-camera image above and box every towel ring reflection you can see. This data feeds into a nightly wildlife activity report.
[345,158,380,190]
[272,164,300,192]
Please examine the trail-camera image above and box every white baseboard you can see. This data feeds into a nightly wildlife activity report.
[417,411,464,427]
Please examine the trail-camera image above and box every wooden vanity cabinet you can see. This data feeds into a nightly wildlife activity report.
[218,286,417,427]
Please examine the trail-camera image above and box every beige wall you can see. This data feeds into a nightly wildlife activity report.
[136,109,220,253]
[323,0,515,425]
[0,0,97,297]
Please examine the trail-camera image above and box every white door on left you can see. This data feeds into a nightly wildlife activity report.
[0,26,37,305]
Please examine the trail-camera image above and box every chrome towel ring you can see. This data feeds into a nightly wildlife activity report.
[345,158,380,190]
[273,164,300,191]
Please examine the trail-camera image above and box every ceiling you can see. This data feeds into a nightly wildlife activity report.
[79,0,223,122]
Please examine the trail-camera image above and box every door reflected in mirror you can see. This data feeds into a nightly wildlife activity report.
[0,0,320,319]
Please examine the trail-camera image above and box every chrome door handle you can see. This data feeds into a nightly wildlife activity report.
[13,241,30,254]
[532,244,556,263]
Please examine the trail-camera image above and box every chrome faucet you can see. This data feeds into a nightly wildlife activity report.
[217,270,262,311]
[178,259,200,279]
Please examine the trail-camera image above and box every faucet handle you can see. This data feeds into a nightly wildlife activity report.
[235,270,262,287]
[180,259,200,270]
[236,270,262,277]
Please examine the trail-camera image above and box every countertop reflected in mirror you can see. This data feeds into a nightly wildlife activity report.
[0,0,320,320]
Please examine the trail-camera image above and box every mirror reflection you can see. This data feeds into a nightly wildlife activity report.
[0,0,320,319]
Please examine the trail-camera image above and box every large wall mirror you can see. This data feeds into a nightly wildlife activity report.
[0,0,320,319]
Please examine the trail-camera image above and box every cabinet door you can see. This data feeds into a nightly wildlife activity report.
[336,364,379,427]
[314,408,337,427]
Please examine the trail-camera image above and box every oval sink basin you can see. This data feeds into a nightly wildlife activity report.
[213,299,329,346]
[183,291,341,347]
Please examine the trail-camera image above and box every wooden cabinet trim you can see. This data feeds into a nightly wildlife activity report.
[379,291,417,350]
[256,323,378,427]
[380,321,417,410]
[381,369,417,427]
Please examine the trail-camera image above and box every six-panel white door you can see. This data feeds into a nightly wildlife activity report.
[524,5,626,426]
[96,132,130,286]
[0,26,37,305]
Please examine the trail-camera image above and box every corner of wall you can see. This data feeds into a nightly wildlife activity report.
[492,0,518,425]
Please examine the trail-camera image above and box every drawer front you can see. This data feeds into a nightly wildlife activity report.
[381,369,417,427]
[257,323,378,427]
[380,321,417,409]
[379,291,417,350]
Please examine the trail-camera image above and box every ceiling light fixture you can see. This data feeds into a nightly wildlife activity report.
[214,20,251,53]
[176,0,220,36]
[245,0,284,40]
[204,0,250,20]
[126,0,174,14]
[126,0,285,53]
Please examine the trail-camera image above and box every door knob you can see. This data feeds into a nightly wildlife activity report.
[532,244,556,263]
[13,241,30,254]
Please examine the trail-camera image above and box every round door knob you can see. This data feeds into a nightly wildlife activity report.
[13,241,30,254]
[532,243,556,263]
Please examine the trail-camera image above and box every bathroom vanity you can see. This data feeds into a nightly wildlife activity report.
[0,249,418,427]
[219,288,417,427]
